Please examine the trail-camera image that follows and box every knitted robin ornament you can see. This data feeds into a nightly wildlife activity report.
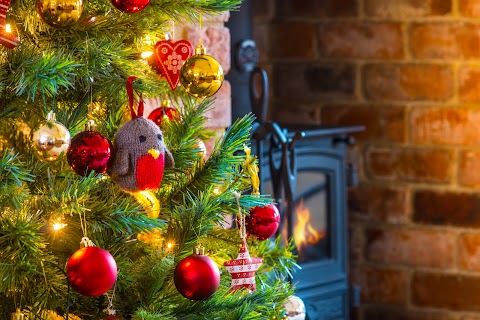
[109,77,174,203]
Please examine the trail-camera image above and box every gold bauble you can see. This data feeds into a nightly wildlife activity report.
[180,44,224,99]
[11,309,26,320]
[32,112,71,162]
[36,0,83,28]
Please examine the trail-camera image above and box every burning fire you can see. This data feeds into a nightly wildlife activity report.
[294,199,325,252]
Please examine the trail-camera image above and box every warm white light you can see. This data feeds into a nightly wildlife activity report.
[213,187,221,195]
[53,222,67,231]
[141,51,153,59]
[166,242,174,250]
[5,24,11,33]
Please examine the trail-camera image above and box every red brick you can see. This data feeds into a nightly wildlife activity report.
[365,0,452,18]
[349,224,364,262]
[460,0,480,17]
[252,24,270,63]
[366,228,455,268]
[322,104,406,143]
[275,63,356,99]
[348,183,409,223]
[363,306,458,320]
[365,146,453,183]
[206,81,231,128]
[364,64,453,101]
[459,150,480,188]
[185,25,231,74]
[413,190,480,227]
[459,233,480,272]
[278,0,358,18]
[350,265,408,304]
[459,65,480,103]
[412,272,480,311]
[252,0,274,20]
[271,22,316,59]
[318,22,403,59]
[411,107,480,146]
[411,23,480,59]
[271,100,320,125]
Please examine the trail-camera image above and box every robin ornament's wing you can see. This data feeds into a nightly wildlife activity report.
[164,148,175,169]
[109,149,131,177]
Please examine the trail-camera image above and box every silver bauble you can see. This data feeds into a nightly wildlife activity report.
[32,112,71,162]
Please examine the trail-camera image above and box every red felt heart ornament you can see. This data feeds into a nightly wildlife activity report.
[154,40,193,91]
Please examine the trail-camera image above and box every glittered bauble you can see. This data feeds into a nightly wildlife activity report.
[174,248,220,300]
[284,295,306,320]
[110,0,149,13]
[66,246,118,297]
[32,112,71,162]
[180,44,224,99]
[147,100,181,128]
[36,0,83,28]
[224,239,263,291]
[67,121,114,176]
[154,39,193,91]
[245,203,280,240]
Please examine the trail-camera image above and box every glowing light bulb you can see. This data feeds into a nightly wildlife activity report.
[166,242,174,250]
[5,24,11,33]
[141,51,153,59]
[53,222,67,230]
[212,187,221,195]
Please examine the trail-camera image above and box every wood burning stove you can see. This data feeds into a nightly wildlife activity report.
[250,68,363,320]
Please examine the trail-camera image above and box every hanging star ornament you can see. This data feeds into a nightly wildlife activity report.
[224,238,263,291]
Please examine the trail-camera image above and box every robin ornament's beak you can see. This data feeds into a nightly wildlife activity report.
[148,148,160,159]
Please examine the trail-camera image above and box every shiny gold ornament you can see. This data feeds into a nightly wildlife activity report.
[36,0,83,28]
[11,309,26,320]
[32,111,71,162]
[179,44,224,99]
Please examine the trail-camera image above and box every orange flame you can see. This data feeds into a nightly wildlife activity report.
[294,199,324,252]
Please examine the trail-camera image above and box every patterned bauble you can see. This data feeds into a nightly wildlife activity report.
[154,39,193,91]
[31,112,71,162]
[66,246,117,297]
[147,100,181,128]
[284,295,306,320]
[36,0,83,28]
[180,44,224,99]
[67,121,114,176]
[174,248,220,300]
[246,204,281,241]
[110,0,149,13]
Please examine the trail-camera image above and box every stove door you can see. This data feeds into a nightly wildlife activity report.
[259,142,349,320]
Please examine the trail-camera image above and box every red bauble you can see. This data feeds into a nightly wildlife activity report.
[103,316,121,320]
[66,247,118,297]
[110,0,149,13]
[67,130,114,176]
[246,204,281,240]
[148,103,181,128]
[174,252,220,300]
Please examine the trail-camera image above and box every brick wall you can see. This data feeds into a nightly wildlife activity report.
[253,0,480,319]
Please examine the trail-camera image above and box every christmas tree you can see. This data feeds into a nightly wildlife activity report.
[0,0,298,319]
